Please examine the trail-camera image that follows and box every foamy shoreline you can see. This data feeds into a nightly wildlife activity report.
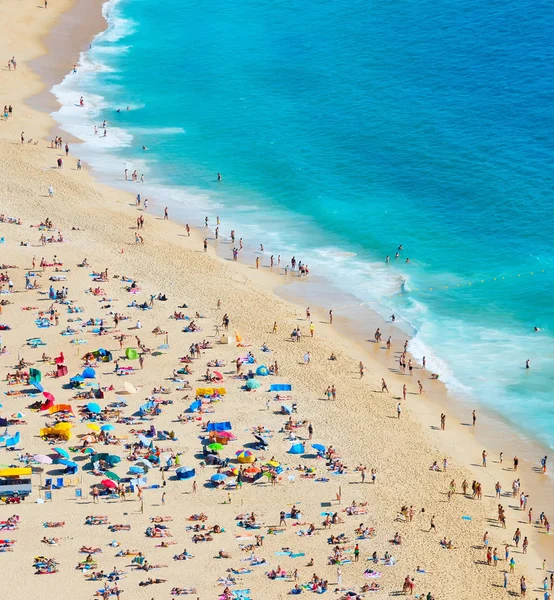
[0,0,552,597]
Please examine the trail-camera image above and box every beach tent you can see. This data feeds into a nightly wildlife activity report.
[246,379,261,390]
[94,348,112,362]
[31,380,44,392]
[289,443,305,455]
[40,422,72,441]
[56,365,68,378]
[207,422,232,432]
[49,404,74,415]
[176,466,196,480]
[5,431,20,449]
[70,375,85,388]
[57,459,78,473]
[82,367,96,379]
[256,365,269,376]
[195,387,226,396]
[29,368,42,383]
[188,400,201,412]
[270,384,292,392]
[125,348,139,360]
[281,404,292,415]
[0,467,32,477]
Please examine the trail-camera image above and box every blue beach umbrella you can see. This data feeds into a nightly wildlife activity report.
[211,473,227,483]
[101,424,115,431]
[53,447,70,459]
[246,379,261,390]
[87,402,101,414]
[311,444,326,454]
[129,466,145,475]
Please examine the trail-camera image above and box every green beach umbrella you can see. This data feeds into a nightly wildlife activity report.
[208,442,224,452]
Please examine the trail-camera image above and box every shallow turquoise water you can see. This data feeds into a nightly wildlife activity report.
[52,0,554,447]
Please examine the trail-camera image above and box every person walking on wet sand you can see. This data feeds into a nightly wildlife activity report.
[329,309,333,324]
[381,378,389,393]
[402,384,407,401]
[472,410,476,426]
[397,402,402,419]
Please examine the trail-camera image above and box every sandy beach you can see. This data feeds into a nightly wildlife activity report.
[1,1,553,599]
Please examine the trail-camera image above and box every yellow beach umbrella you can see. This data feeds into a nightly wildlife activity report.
[87,423,100,432]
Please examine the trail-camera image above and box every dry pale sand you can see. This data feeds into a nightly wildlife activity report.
[0,1,553,599]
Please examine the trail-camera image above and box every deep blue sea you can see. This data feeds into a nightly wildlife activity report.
[52,0,554,448]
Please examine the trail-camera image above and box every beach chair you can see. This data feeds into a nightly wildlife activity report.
[44,491,52,501]
[44,478,52,489]
[75,488,82,499]
[56,477,64,488]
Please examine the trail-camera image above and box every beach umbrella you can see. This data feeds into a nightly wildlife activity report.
[105,471,120,481]
[176,466,196,480]
[33,454,52,464]
[11,412,25,419]
[87,402,101,414]
[213,371,224,381]
[311,444,326,454]
[105,454,121,465]
[101,424,115,431]
[289,443,305,454]
[129,465,145,474]
[53,447,70,459]
[236,450,255,464]
[255,365,269,376]
[43,391,55,402]
[211,473,227,483]
[135,458,153,469]
[246,379,261,390]
[101,478,117,489]
[208,442,224,452]
[81,447,95,454]
[266,460,280,468]
[70,375,84,383]
[87,423,101,432]
[124,381,137,394]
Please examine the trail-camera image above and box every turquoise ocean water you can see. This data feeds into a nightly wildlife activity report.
[52,0,554,447]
